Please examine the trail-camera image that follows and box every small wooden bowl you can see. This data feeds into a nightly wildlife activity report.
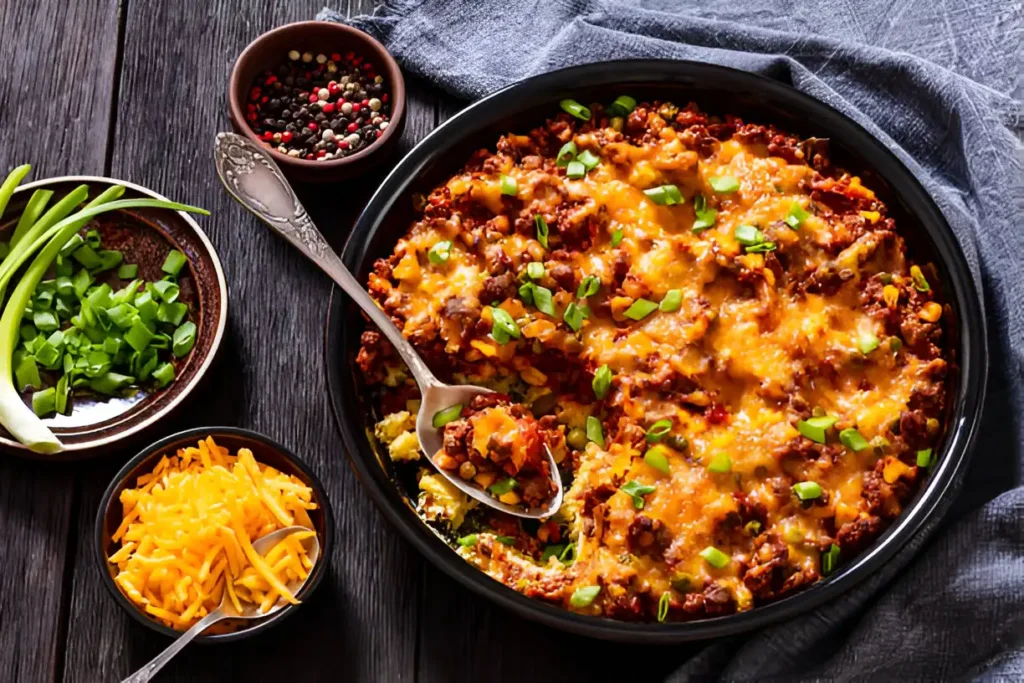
[228,21,406,183]
[94,427,334,642]
[3,177,227,458]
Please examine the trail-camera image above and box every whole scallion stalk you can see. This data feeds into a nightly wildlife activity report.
[0,165,31,220]
[0,194,208,453]
[10,189,54,247]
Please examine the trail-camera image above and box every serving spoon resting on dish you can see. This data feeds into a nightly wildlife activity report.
[213,132,563,519]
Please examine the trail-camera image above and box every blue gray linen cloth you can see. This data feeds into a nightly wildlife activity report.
[319,1,1024,680]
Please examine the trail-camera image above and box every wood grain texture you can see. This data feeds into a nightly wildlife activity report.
[0,1,119,682]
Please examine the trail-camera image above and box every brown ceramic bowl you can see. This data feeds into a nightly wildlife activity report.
[94,427,334,642]
[228,21,406,183]
[2,177,227,458]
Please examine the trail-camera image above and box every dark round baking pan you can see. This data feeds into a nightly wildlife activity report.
[324,60,987,642]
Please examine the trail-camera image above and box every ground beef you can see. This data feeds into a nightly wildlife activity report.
[480,272,518,304]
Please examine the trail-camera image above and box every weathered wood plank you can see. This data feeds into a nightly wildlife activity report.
[0,1,119,681]
[60,1,430,681]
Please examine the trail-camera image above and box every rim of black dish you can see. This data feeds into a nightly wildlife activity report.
[325,60,987,642]
[93,426,334,643]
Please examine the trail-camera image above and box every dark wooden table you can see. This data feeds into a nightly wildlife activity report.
[0,2,693,681]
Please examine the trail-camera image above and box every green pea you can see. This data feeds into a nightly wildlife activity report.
[567,427,588,450]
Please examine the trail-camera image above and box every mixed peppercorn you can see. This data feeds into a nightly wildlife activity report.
[245,49,391,160]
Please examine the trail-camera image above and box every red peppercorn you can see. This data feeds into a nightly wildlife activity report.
[330,52,341,62]
[345,51,355,60]
[249,87,261,100]
[308,122,319,132]
[361,62,372,71]
[265,75,277,85]
[309,94,318,103]
[246,112,257,122]
[261,96,268,103]
[347,122,358,133]
[305,154,315,160]
[261,131,274,141]
[338,141,350,150]
[327,81,339,94]
[316,149,327,158]
[351,103,361,113]
[322,102,335,114]
[376,130,382,138]
[382,94,389,103]
[360,99,369,106]
[281,131,293,143]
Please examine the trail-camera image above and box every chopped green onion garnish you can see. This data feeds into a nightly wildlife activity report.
[858,332,879,354]
[644,446,670,475]
[621,479,656,509]
[532,285,555,316]
[700,546,730,569]
[708,176,740,194]
[645,419,672,442]
[499,174,517,196]
[586,415,604,447]
[592,364,612,399]
[72,244,102,269]
[745,241,777,253]
[157,302,189,327]
[518,282,535,306]
[577,275,600,298]
[118,264,138,279]
[89,371,134,395]
[85,229,101,249]
[785,202,810,229]
[540,544,564,562]
[563,302,586,331]
[526,262,545,280]
[172,321,197,357]
[643,184,683,206]
[569,585,601,607]
[428,240,452,266]
[734,224,764,246]
[792,481,823,500]
[31,387,56,417]
[559,543,577,565]
[534,215,549,249]
[839,428,871,452]
[624,298,658,321]
[495,535,516,546]
[490,306,521,344]
[610,229,624,247]
[745,520,762,536]
[707,452,732,473]
[432,404,463,428]
[797,415,837,444]
[916,448,935,467]
[559,99,591,121]
[659,289,681,312]
[910,265,930,292]
[14,353,41,392]
[152,362,175,388]
[822,543,841,576]
[577,149,600,171]
[692,193,717,232]
[489,477,517,495]
[457,534,478,547]
[151,280,179,303]
[556,141,578,167]
[565,160,586,179]
[33,310,58,332]
[608,95,636,117]
[657,591,671,622]
[54,373,69,415]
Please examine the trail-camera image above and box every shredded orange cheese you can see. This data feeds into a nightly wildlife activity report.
[108,437,318,630]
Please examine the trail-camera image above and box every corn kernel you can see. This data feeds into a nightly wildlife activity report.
[859,210,880,223]
[919,301,942,322]
[499,491,521,505]
[469,339,498,357]
[520,366,548,386]
[882,457,912,484]
[883,284,899,308]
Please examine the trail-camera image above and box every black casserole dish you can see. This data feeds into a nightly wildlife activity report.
[325,60,986,642]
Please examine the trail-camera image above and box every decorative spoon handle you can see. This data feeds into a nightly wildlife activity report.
[213,132,439,390]
[121,609,223,683]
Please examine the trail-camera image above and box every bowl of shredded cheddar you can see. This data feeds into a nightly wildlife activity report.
[94,427,333,641]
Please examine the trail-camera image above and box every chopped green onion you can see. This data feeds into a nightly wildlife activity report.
[839,428,871,452]
[620,480,656,509]
[559,543,577,565]
[540,544,564,562]
[792,481,823,500]
[624,298,658,321]
[559,99,591,121]
[576,149,600,171]
[708,175,740,194]
[745,241,777,253]
[31,387,56,417]
[608,95,636,117]
[692,193,717,233]
[518,282,535,306]
[495,535,516,546]
[565,160,586,179]
[532,285,555,316]
[151,280,179,303]
[14,353,41,392]
[72,244,102,269]
[643,184,683,206]
[556,141,578,167]
[95,249,123,272]
[72,269,93,297]
[152,362,175,388]
[644,446,670,475]
[657,591,671,622]
[670,572,694,593]
[858,332,879,354]
[610,229,624,247]
[34,343,60,368]
[734,224,764,246]
[534,215,549,249]
[659,289,682,312]
[569,585,601,607]
[490,306,521,344]
[54,374,70,415]
[707,452,732,473]
[157,302,189,327]
[592,364,612,399]
[59,234,85,257]
[910,265,930,292]
[33,310,58,332]
[489,477,517,495]
[84,229,102,249]
[797,415,837,443]
[785,202,810,229]
[457,534,478,547]
[563,302,586,331]
[700,546,730,569]
[745,520,762,536]
[428,240,452,266]
[499,174,517,196]
[526,262,545,280]
[89,372,134,395]
[118,264,138,279]
[432,404,463,428]
[577,275,600,298]
[586,415,604,447]
[822,543,841,576]
[916,448,935,467]
[645,419,672,443]
[125,319,154,353]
